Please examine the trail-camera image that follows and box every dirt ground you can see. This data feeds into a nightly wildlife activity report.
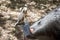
[0,0,59,40]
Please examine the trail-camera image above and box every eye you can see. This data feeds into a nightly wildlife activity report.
[55,10,57,12]
[38,21,41,25]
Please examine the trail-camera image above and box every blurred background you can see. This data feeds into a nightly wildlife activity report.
[0,0,60,40]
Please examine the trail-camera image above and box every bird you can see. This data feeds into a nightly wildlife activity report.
[15,5,27,26]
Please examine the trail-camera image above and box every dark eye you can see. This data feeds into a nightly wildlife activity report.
[38,21,41,25]
[55,10,57,12]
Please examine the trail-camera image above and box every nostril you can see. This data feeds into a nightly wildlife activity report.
[30,28,35,33]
